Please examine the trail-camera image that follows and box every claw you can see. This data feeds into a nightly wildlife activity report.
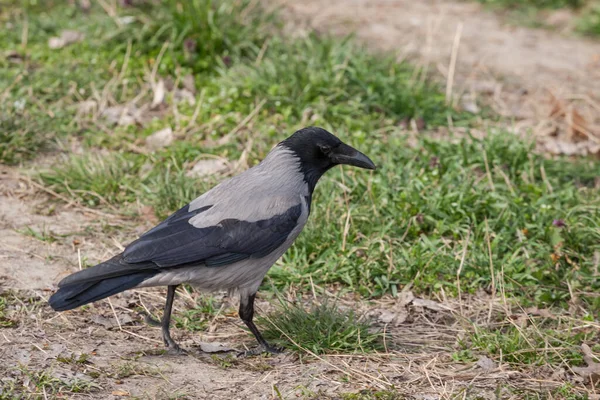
[164,338,187,355]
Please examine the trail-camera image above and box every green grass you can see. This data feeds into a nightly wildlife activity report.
[0,295,17,328]
[9,365,100,396]
[256,300,383,354]
[576,3,600,36]
[1,0,469,167]
[466,315,600,366]
[475,0,600,36]
[174,293,219,332]
[272,134,600,308]
[341,390,402,400]
[2,0,599,375]
[17,225,66,244]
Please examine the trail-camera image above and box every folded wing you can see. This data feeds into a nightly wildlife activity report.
[123,202,303,268]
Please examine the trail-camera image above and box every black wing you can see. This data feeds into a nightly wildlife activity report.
[123,203,303,268]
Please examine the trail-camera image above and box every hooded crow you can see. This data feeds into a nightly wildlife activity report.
[49,126,376,354]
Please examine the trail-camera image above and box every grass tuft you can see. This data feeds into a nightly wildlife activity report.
[257,300,383,355]
[174,293,219,332]
[38,153,144,207]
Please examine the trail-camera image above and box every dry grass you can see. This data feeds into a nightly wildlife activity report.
[1,285,598,398]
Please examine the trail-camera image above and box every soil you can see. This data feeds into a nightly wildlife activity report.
[280,0,600,156]
[2,1,600,398]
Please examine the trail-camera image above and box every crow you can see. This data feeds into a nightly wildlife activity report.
[49,126,376,354]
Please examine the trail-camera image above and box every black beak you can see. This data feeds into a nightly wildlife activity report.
[330,142,376,170]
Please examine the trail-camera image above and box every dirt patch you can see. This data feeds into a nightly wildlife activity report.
[277,0,600,156]
[1,285,596,399]
[0,166,133,292]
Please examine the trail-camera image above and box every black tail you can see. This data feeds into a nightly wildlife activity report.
[49,254,159,311]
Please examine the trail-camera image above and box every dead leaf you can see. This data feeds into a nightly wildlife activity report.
[174,89,195,105]
[397,289,415,307]
[48,30,84,49]
[146,127,174,150]
[461,95,480,114]
[186,158,229,178]
[151,79,165,109]
[77,100,97,116]
[183,74,196,94]
[572,344,600,383]
[566,106,589,142]
[199,342,235,353]
[524,306,555,319]
[102,105,139,126]
[112,390,130,396]
[476,355,497,371]
[412,298,450,312]
[378,310,396,324]
[43,343,66,361]
[91,313,134,329]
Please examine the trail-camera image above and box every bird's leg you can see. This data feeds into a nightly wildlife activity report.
[161,285,185,354]
[238,293,282,357]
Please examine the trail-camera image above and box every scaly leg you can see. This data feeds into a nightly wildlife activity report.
[238,293,282,357]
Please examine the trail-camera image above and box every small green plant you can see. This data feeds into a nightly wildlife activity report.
[111,362,160,379]
[210,354,237,369]
[0,107,55,165]
[38,154,145,207]
[174,294,218,332]
[341,390,402,400]
[0,295,17,328]
[17,226,64,244]
[257,300,383,355]
[467,317,599,366]
[18,366,99,395]
[56,352,91,365]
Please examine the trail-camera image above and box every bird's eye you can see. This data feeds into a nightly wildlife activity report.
[319,144,332,154]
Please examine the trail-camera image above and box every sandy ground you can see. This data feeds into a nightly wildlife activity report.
[279,0,600,156]
[2,1,600,398]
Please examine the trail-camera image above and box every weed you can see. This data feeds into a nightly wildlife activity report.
[256,300,383,354]
[17,226,65,244]
[38,153,145,207]
[466,314,600,366]
[342,390,402,400]
[174,294,218,332]
[111,362,161,379]
[57,352,91,365]
[0,107,54,165]
[0,296,17,328]
[15,365,99,396]
[210,354,238,369]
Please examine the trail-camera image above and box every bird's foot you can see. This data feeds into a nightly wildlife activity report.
[163,336,187,355]
[237,344,284,358]
[165,342,187,355]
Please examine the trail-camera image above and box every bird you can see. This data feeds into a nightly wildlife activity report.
[48,126,376,355]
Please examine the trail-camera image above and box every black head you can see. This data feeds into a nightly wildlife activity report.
[279,127,376,192]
